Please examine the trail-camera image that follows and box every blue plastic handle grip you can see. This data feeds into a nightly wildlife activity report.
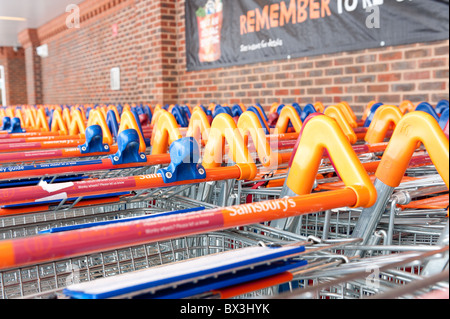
[213,105,233,118]
[302,104,317,122]
[181,105,191,120]
[255,103,269,122]
[106,109,119,139]
[171,105,189,128]
[232,104,244,117]
[439,108,449,130]
[1,117,11,130]
[436,100,449,115]
[416,102,440,122]
[247,106,270,134]
[363,102,384,128]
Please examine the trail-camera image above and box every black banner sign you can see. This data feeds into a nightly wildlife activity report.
[185,0,449,71]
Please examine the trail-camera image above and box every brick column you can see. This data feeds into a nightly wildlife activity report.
[0,47,27,105]
[18,28,43,105]
[135,0,178,105]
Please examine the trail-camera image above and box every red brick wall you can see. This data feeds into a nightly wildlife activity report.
[18,28,43,105]
[25,0,179,105]
[37,0,139,105]
[19,0,449,117]
[134,0,178,104]
[0,47,27,106]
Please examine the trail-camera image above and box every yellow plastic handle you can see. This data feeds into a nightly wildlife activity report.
[324,105,357,144]
[150,110,182,155]
[186,108,211,146]
[376,111,449,189]
[339,102,357,121]
[68,109,87,136]
[97,106,107,121]
[362,101,377,122]
[118,110,148,153]
[35,108,50,132]
[364,105,403,144]
[62,107,72,128]
[269,103,279,114]
[314,102,325,114]
[192,105,203,113]
[23,108,36,129]
[208,103,217,112]
[237,111,279,167]
[399,100,415,114]
[122,104,131,113]
[5,107,14,118]
[76,106,87,123]
[0,108,6,122]
[286,115,377,208]
[335,103,358,128]
[50,109,69,135]
[274,105,303,133]
[202,113,257,180]
[5,108,11,118]
[150,106,163,126]
[87,109,114,145]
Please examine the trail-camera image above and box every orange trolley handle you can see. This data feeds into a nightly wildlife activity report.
[323,105,357,144]
[274,105,303,134]
[118,110,148,154]
[0,116,379,271]
[237,111,280,168]
[376,111,449,189]
[150,110,182,155]
[286,114,377,208]
[202,113,257,181]
[399,100,415,114]
[364,105,404,144]
[350,111,449,256]
[335,102,358,128]
[186,107,211,146]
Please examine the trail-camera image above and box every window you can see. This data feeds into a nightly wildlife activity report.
[0,65,6,106]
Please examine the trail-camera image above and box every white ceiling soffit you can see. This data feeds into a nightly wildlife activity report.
[0,0,84,47]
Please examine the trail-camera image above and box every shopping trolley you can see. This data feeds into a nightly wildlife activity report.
[215,102,449,299]
[270,245,449,299]
[0,100,448,299]
[0,110,379,298]
[265,103,448,299]
[0,107,144,164]
[0,106,193,247]
[0,101,380,220]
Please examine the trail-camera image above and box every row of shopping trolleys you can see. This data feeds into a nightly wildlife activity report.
[0,99,448,299]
